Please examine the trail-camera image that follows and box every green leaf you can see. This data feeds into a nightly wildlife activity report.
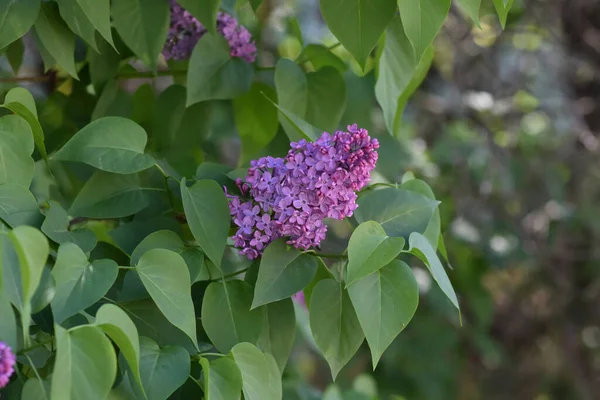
[265,96,321,142]
[347,260,418,367]
[375,17,433,136]
[0,114,34,186]
[53,117,155,174]
[252,239,318,308]
[91,79,134,120]
[134,337,190,400]
[305,67,346,132]
[57,0,114,50]
[136,248,198,349]
[309,279,364,379]
[407,232,459,310]
[233,82,279,164]
[6,38,24,74]
[5,227,48,343]
[297,44,346,72]
[319,0,396,70]
[95,304,144,398]
[456,0,481,26]
[180,178,230,268]
[230,342,282,400]
[179,0,220,35]
[0,183,40,228]
[68,171,149,218]
[152,84,186,152]
[21,378,51,400]
[199,357,243,400]
[56,0,99,51]
[187,34,253,106]
[51,324,117,400]
[258,298,296,372]
[130,230,208,283]
[41,201,97,253]
[401,178,440,250]
[0,292,17,350]
[201,280,265,353]
[355,187,439,240]
[30,265,55,313]
[397,0,451,61]
[274,58,308,141]
[345,221,405,286]
[89,33,120,92]
[2,87,47,160]
[0,0,40,50]
[33,2,78,78]
[492,0,514,28]
[249,0,264,11]
[303,257,334,308]
[51,243,118,323]
[112,0,169,70]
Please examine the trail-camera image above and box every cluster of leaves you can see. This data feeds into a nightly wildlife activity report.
[0,0,514,399]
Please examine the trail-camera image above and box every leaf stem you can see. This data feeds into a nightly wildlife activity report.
[119,266,136,270]
[154,163,180,213]
[189,375,204,391]
[17,338,54,355]
[198,352,226,358]
[308,252,348,259]
[210,267,250,282]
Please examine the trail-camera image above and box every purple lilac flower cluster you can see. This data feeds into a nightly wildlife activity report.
[0,342,15,389]
[228,124,379,259]
[163,0,256,62]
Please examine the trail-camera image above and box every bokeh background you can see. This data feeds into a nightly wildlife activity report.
[3,0,600,399]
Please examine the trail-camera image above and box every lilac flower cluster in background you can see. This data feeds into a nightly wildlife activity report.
[163,0,256,62]
[228,124,379,259]
[0,342,15,389]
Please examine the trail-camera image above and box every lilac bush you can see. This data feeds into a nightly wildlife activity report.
[0,342,15,389]
[228,124,379,259]
[163,0,256,62]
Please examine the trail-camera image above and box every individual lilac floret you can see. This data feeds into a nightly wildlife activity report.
[0,342,15,389]
[163,0,256,62]
[227,124,379,259]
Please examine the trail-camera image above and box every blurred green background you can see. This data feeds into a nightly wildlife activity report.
[3,0,600,399]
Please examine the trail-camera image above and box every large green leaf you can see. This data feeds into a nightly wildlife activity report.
[347,260,418,367]
[56,0,114,50]
[265,97,322,142]
[309,279,364,379]
[21,378,51,400]
[5,38,24,74]
[305,67,346,132]
[95,304,144,398]
[134,337,190,400]
[397,0,451,62]
[406,232,459,310]
[3,227,48,343]
[401,178,441,250]
[51,324,117,400]
[233,82,279,164]
[51,243,118,323]
[180,178,230,268]
[297,44,347,72]
[136,248,198,349]
[303,257,334,308]
[258,298,296,372]
[0,0,40,50]
[230,342,282,400]
[319,0,396,70]
[199,357,243,400]
[375,16,434,136]
[68,171,150,218]
[112,0,169,70]
[274,58,308,141]
[0,115,34,186]
[252,239,317,308]
[2,87,47,160]
[456,0,481,26]
[0,292,17,350]
[492,0,515,28]
[131,230,208,283]
[187,34,253,106]
[33,2,77,78]
[0,183,40,228]
[178,0,220,35]
[30,265,55,313]
[201,280,265,353]
[41,201,97,253]
[355,187,439,240]
[89,35,120,92]
[346,221,405,285]
[53,117,155,174]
